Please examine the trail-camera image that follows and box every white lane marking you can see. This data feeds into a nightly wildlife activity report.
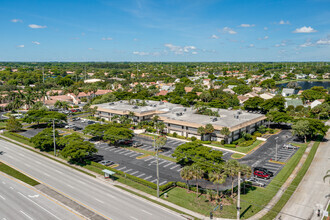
[2,181,5,184]
[18,153,26,157]
[35,161,42,165]
[106,194,116,199]
[94,198,104,204]
[18,192,62,220]
[44,173,50,177]
[20,211,33,220]
[54,170,63,174]
[4,146,9,149]
[130,216,138,220]
[66,184,74,189]
[141,209,152,215]
[7,155,14,159]
[10,187,14,190]
[28,194,39,198]
[25,164,31,168]
[0,195,5,200]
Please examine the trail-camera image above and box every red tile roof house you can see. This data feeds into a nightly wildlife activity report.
[237,96,249,104]
[68,90,112,104]
[156,90,168,96]
[184,87,194,93]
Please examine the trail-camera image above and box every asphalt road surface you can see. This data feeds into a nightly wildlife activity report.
[0,172,81,220]
[0,139,185,220]
[279,132,330,220]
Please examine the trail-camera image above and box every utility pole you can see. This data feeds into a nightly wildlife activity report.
[237,172,241,220]
[53,119,56,156]
[154,136,160,198]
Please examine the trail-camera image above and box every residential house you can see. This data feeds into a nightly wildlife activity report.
[282,88,297,97]
[285,98,303,108]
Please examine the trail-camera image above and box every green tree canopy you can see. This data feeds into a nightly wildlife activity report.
[83,123,113,137]
[6,116,22,132]
[31,128,59,151]
[103,126,134,144]
[244,97,265,111]
[232,84,252,95]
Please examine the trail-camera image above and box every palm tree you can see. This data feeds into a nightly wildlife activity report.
[39,88,48,104]
[24,91,35,110]
[156,122,166,134]
[73,89,80,103]
[180,166,193,192]
[209,168,227,200]
[204,124,215,141]
[191,164,204,198]
[197,126,205,141]
[224,160,240,197]
[111,115,119,123]
[220,127,231,144]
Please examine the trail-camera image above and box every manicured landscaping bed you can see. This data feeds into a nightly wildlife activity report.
[212,140,263,154]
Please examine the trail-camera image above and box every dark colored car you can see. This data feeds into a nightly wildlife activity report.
[254,170,271,179]
[254,167,274,177]
[117,140,133,145]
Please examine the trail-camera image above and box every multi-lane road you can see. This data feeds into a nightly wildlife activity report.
[0,172,81,220]
[0,139,185,220]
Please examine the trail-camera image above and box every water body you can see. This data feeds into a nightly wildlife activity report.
[276,81,330,90]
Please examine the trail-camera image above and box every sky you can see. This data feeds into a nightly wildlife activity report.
[0,0,330,62]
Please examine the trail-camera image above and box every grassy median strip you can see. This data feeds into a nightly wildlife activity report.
[260,141,320,220]
[0,162,40,186]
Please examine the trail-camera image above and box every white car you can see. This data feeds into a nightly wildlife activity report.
[283,144,297,150]
[65,124,74,129]
[246,177,266,187]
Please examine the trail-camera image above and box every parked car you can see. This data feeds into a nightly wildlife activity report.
[72,117,80,121]
[254,167,274,177]
[85,154,103,162]
[246,177,266,187]
[117,140,133,145]
[99,160,115,166]
[87,120,96,125]
[283,144,297,150]
[72,126,82,131]
[65,124,75,129]
[132,142,143,148]
[254,170,271,179]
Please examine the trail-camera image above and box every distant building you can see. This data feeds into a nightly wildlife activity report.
[92,100,266,143]
[282,88,297,97]
[285,98,303,108]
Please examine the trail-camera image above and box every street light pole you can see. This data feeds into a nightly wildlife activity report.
[154,137,160,198]
[53,119,56,157]
[275,137,278,161]
[237,171,241,220]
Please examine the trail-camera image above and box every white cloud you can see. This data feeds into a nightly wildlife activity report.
[28,24,47,29]
[32,41,40,45]
[132,51,160,56]
[316,36,330,45]
[279,20,290,25]
[11,19,22,23]
[210,34,219,39]
[249,44,255,47]
[88,48,94,50]
[258,36,269,40]
[192,51,198,54]
[300,39,314,47]
[239,24,255,28]
[223,27,237,34]
[17,45,24,48]
[275,40,287,47]
[101,37,113,40]
[293,26,317,33]
[164,44,197,54]
[264,27,268,30]
[133,38,138,41]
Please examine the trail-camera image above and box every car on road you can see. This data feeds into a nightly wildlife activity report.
[99,160,115,166]
[283,144,297,150]
[246,177,266,187]
[254,167,274,177]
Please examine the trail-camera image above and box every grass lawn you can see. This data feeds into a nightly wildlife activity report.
[2,132,35,147]
[140,133,158,138]
[0,121,6,129]
[212,140,263,154]
[0,162,40,186]
[261,141,320,220]
[231,153,244,159]
[127,146,177,162]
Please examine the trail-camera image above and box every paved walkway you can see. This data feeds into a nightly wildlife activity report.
[247,141,314,220]
[278,132,330,220]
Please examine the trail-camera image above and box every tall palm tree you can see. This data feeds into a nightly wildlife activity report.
[224,160,240,197]
[204,124,215,141]
[191,164,204,198]
[180,166,193,192]
[220,127,231,144]
[209,168,227,200]
[197,126,205,141]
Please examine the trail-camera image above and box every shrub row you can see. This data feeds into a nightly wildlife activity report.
[91,161,174,191]
[239,139,256,147]
[224,144,236,148]
[9,132,31,142]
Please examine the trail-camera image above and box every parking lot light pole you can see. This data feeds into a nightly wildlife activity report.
[275,137,279,161]
[154,137,160,198]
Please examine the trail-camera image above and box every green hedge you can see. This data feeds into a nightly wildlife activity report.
[224,144,236,148]
[90,162,174,191]
[239,139,255,147]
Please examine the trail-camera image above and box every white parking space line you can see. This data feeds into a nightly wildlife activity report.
[223,152,228,155]
[118,151,127,155]
[124,169,133,173]
[18,153,26,157]
[114,149,124,153]
[130,153,140,157]
[130,216,138,220]
[137,173,145,178]
[163,162,174,167]
[177,168,182,172]
[150,179,157,183]
[158,160,168,165]
[124,151,134,156]
[144,176,152,180]
[117,166,126,171]
[144,157,154,161]
[170,164,180,170]
[108,148,116,151]
[0,195,5,200]
[130,171,139,175]
[36,161,42,165]
[159,181,167,185]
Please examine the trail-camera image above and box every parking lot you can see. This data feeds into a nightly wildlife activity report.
[95,142,183,185]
